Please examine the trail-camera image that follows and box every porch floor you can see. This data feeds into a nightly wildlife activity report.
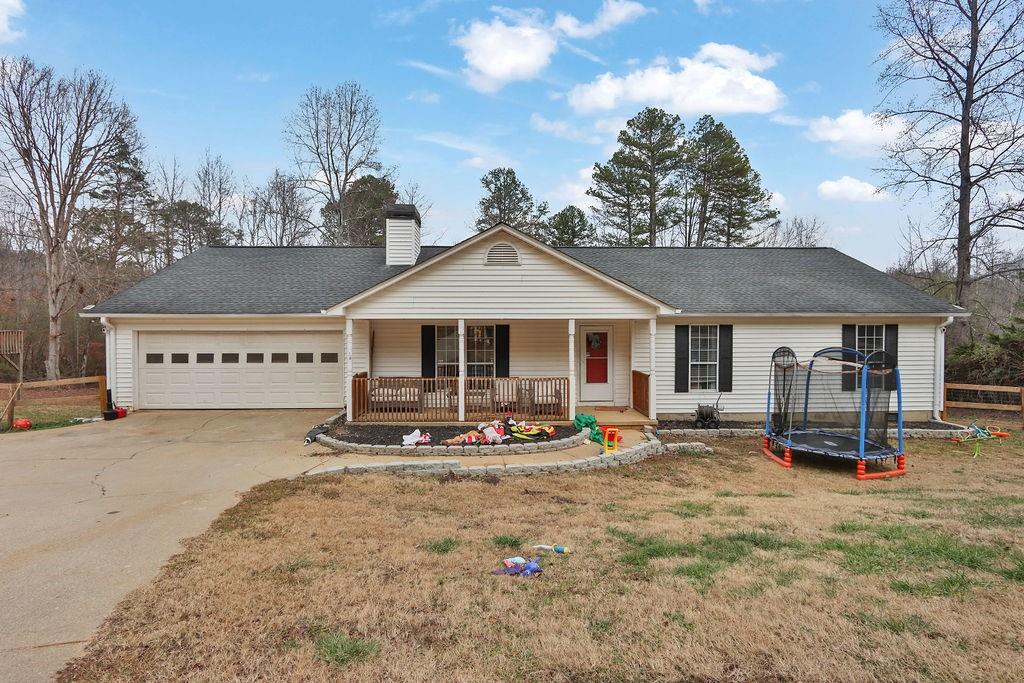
[586,407,656,427]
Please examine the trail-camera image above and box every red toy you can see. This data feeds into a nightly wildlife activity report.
[115,406,128,418]
[12,417,31,430]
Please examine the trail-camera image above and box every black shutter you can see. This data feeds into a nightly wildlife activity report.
[421,325,436,378]
[674,325,689,393]
[718,325,733,392]
[495,324,510,377]
[884,324,898,390]
[841,324,857,392]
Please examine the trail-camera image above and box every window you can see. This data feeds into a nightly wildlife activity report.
[196,353,214,364]
[171,353,188,364]
[856,324,885,358]
[271,352,288,363]
[485,242,520,265]
[689,325,718,391]
[296,352,314,363]
[145,353,163,364]
[246,353,264,363]
[222,353,239,363]
[435,325,495,377]
[321,352,339,363]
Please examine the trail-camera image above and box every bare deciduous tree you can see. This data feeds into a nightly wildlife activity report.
[877,0,1024,331]
[194,150,236,241]
[242,171,316,246]
[0,56,136,379]
[284,82,382,245]
[760,215,830,247]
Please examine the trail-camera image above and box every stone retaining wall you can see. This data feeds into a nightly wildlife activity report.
[315,428,593,456]
[306,435,712,478]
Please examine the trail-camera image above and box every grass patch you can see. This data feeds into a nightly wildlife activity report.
[588,619,613,636]
[755,491,794,498]
[1000,561,1024,582]
[890,573,977,598]
[663,611,695,630]
[903,509,932,519]
[669,501,714,518]
[673,560,723,585]
[849,610,933,636]
[313,630,379,668]
[820,524,999,575]
[721,504,747,517]
[831,520,871,534]
[492,534,525,550]
[422,537,459,554]
[608,527,696,568]
[714,490,738,498]
[277,558,315,573]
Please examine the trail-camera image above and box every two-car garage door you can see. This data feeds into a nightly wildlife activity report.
[138,331,343,409]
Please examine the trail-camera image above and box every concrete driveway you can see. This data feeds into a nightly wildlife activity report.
[0,409,336,682]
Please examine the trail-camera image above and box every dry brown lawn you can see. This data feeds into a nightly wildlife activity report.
[60,435,1024,682]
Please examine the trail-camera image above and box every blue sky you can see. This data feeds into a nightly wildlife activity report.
[6,0,912,267]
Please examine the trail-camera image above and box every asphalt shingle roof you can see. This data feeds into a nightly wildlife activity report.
[87,244,961,316]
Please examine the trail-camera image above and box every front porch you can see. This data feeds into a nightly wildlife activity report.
[343,318,657,424]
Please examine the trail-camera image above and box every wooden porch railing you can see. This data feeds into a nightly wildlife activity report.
[943,382,1024,428]
[632,370,650,418]
[350,375,568,423]
[465,376,568,422]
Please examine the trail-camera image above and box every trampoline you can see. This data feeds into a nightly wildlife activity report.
[762,346,906,480]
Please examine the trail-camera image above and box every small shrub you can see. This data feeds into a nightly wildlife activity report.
[314,631,379,668]
[423,537,459,554]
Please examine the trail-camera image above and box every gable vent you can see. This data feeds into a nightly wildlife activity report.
[485,242,520,266]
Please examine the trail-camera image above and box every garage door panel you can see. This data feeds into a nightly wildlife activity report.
[139,331,344,409]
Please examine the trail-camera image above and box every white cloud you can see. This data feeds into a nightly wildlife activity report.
[453,15,559,93]
[817,176,889,203]
[806,109,901,157]
[236,71,272,83]
[567,43,784,115]
[415,132,513,169]
[553,0,652,39]
[0,0,23,43]
[530,114,603,144]
[770,113,806,127]
[379,0,458,26]
[406,89,441,104]
[694,0,714,13]
[453,2,652,93]
[402,60,458,80]
[770,191,787,212]
[551,166,598,210]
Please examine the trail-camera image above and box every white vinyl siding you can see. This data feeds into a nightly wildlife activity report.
[654,317,941,417]
[114,326,134,407]
[347,233,657,319]
[385,216,420,266]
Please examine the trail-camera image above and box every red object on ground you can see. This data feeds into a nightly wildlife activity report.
[12,417,31,430]
[115,406,128,418]
[599,425,622,443]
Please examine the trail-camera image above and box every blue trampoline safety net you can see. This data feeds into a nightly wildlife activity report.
[767,347,900,460]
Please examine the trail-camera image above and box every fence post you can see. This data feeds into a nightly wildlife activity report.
[98,375,107,412]
[1019,386,1023,430]
[1,384,13,429]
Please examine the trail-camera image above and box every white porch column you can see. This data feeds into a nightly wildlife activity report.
[648,318,657,419]
[345,319,354,421]
[458,319,466,421]
[567,319,576,420]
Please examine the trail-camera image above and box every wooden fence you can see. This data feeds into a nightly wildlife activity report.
[632,370,650,418]
[943,382,1024,428]
[1,374,107,428]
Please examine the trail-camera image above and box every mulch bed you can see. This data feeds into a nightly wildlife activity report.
[657,419,962,430]
[327,421,577,447]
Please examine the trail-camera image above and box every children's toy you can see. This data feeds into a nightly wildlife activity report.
[602,426,620,453]
[764,346,906,480]
[532,544,570,554]
[492,556,543,577]
[11,417,31,430]
[694,394,722,429]
[402,429,432,446]
[951,421,1009,457]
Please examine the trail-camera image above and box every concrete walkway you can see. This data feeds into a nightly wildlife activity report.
[0,410,335,682]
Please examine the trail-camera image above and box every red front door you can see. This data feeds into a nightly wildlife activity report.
[580,326,613,402]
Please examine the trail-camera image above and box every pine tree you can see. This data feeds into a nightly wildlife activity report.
[324,174,398,245]
[587,152,645,246]
[542,205,596,246]
[615,107,686,246]
[475,167,548,237]
[685,115,778,246]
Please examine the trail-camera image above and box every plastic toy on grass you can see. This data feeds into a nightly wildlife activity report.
[11,417,31,430]
[532,544,570,554]
[602,426,620,453]
[951,421,1009,457]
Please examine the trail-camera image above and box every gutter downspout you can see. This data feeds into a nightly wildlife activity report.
[933,316,954,421]
[100,317,116,405]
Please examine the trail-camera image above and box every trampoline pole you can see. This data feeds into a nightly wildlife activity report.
[764,387,772,435]
[895,367,904,454]
[858,361,868,460]
[801,359,813,430]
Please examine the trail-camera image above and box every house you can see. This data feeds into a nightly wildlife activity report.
[81,204,965,424]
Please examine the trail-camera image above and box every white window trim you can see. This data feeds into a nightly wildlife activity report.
[689,324,720,392]
[855,324,885,358]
